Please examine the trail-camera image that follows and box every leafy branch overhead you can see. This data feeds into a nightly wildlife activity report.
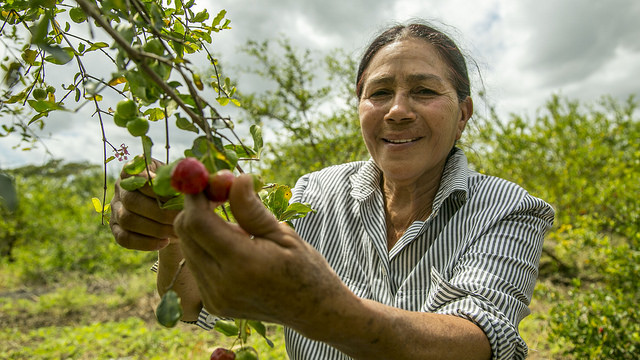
[0,0,314,357]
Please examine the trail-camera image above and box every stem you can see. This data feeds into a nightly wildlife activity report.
[166,258,186,291]
[94,97,109,225]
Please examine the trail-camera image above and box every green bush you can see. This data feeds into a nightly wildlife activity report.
[467,94,640,358]
[0,161,154,285]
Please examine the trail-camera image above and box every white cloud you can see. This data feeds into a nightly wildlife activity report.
[1,0,639,169]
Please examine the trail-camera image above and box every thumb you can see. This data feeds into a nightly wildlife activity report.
[228,174,281,239]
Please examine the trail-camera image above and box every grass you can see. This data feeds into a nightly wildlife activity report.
[0,271,288,360]
[1,263,562,359]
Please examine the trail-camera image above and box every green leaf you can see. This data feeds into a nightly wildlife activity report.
[160,195,184,210]
[224,144,257,159]
[214,320,239,336]
[123,155,146,175]
[21,49,38,65]
[29,11,50,45]
[43,46,74,65]
[153,162,180,197]
[236,319,249,343]
[156,290,183,328]
[248,320,275,348]
[265,185,292,219]
[279,202,316,222]
[119,176,148,191]
[144,108,165,121]
[142,135,153,163]
[27,99,64,113]
[175,115,199,133]
[192,9,209,22]
[211,9,226,27]
[250,124,263,155]
[86,42,109,52]
[91,197,102,213]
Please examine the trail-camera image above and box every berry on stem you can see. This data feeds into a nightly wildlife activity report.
[210,347,235,360]
[170,158,210,194]
[116,99,138,118]
[126,117,149,137]
[205,169,235,202]
[32,88,47,100]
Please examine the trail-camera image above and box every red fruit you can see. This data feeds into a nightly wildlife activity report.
[210,347,235,360]
[205,169,235,202]
[170,158,209,194]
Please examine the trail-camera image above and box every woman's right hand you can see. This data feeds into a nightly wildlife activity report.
[110,159,180,251]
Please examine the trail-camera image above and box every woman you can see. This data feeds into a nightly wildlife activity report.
[110,22,554,360]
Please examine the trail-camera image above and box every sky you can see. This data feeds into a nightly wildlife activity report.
[1,0,639,170]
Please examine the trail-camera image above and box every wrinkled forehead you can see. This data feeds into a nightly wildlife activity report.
[360,39,452,85]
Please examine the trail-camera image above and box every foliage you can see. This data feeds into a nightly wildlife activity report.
[0,316,287,360]
[1,2,316,355]
[466,94,640,358]
[237,39,369,186]
[0,160,154,284]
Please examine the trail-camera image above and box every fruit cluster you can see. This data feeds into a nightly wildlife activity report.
[170,157,235,202]
[31,85,55,100]
[113,99,149,137]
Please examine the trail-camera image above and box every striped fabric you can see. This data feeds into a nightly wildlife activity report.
[179,148,555,359]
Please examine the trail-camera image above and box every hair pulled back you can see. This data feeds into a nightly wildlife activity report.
[356,22,471,102]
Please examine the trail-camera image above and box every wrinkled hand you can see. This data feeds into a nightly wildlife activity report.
[110,159,180,251]
[175,174,351,329]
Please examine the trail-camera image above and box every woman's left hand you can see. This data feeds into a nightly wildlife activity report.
[174,174,353,331]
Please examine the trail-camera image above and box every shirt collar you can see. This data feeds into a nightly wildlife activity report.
[349,147,469,212]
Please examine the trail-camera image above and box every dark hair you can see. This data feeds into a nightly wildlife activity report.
[356,22,471,102]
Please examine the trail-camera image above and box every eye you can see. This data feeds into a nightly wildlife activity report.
[413,87,437,96]
[370,89,391,98]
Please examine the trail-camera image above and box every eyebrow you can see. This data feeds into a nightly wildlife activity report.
[364,73,446,87]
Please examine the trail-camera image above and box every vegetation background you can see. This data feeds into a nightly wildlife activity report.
[1,1,639,359]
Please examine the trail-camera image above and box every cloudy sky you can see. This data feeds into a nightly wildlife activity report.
[1,0,639,170]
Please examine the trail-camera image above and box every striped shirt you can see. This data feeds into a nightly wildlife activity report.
[188,148,554,359]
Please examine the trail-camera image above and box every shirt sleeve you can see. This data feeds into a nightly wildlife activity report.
[424,193,554,360]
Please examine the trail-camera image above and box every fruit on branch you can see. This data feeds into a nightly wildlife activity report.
[113,113,129,128]
[210,348,235,360]
[126,117,149,136]
[170,157,210,194]
[234,347,259,360]
[68,7,87,23]
[205,169,235,202]
[116,99,138,118]
[155,290,183,328]
[32,88,47,100]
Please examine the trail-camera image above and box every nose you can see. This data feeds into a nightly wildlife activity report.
[384,92,415,122]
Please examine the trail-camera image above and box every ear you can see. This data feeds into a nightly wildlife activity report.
[456,96,473,140]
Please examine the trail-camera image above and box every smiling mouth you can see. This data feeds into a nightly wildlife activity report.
[383,137,421,144]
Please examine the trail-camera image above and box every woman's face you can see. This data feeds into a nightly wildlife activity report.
[358,38,472,186]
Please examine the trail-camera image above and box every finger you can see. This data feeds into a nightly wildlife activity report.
[111,222,170,251]
[228,174,282,239]
[175,192,244,256]
[120,186,179,225]
[112,198,176,239]
[177,212,222,276]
